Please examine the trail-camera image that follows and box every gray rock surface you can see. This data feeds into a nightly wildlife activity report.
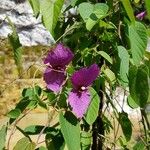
[0,0,54,46]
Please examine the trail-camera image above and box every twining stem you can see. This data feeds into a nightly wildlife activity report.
[7,109,32,149]
[141,109,150,150]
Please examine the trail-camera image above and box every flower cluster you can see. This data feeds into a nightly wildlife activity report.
[44,44,100,118]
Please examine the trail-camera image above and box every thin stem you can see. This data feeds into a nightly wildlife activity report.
[141,109,150,150]
[7,109,32,149]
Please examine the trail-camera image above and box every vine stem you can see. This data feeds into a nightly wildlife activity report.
[36,107,55,145]
[141,109,150,150]
[7,109,32,149]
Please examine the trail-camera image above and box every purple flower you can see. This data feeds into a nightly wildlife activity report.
[136,11,146,20]
[44,43,74,92]
[68,64,100,118]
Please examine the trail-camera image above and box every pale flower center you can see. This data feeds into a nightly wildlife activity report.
[81,86,86,91]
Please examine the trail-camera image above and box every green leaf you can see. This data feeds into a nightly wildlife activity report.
[40,0,64,36]
[103,68,116,84]
[16,126,32,141]
[121,0,135,23]
[7,17,22,74]
[145,0,150,20]
[133,140,145,150]
[81,131,92,150]
[85,87,100,125]
[28,0,40,18]
[71,0,80,6]
[97,51,112,64]
[79,3,109,31]
[119,112,132,142]
[24,125,57,135]
[94,3,109,18]
[59,111,80,150]
[118,46,129,87]
[129,21,148,65]
[86,3,109,31]
[37,146,47,150]
[9,97,31,124]
[127,95,139,109]
[7,109,21,119]
[0,125,7,150]
[13,137,36,150]
[46,131,65,150]
[78,3,94,22]
[129,65,149,108]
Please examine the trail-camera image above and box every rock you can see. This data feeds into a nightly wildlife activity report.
[0,0,54,46]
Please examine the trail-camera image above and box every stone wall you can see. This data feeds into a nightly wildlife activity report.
[0,0,54,46]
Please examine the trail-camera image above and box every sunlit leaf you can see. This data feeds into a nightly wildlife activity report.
[40,0,64,36]
[85,87,100,125]
[78,2,94,22]
[127,95,139,109]
[118,46,129,87]
[103,68,116,84]
[79,3,109,31]
[97,51,112,64]
[28,0,40,18]
[13,137,36,150]
[121,0,135,23]
[81,131,92,150]
[59,111,80,150]
[7,109,21,119]
[129,21,148,65]
[86,3,109,31]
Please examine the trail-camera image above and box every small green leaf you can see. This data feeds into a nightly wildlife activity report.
[46,131,65,150]
[7,17,22,74]
[37,146,47,150]
[28,0,40,17]
[133,140,145,150]
[0,125,7,150]
[16,126,31,141]
[13,137,36,150]
[7,109,21,119]
[86,3,109,31]
[59,111,80,150]
[118,46,129,87]
[78,3,94,22]
[127,95,139,109]
[129,21,148,65]
[121,0,135,23]
[97,51,112,64]
[119,112,132,142]
[40,0,64,36]
[129,65,149,108]
[103,68,116,84]
[24,125,57,135]
[145,0,150,20]
[81,131,92,150]
[85,87,100,125]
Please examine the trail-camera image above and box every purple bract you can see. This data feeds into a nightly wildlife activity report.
[136,11,146,20]
[44,43,74,93]
[68,64,100,118]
